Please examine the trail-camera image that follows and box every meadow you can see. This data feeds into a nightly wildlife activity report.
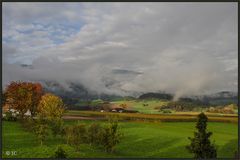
[112,99,169,114]
[76,99,169,114]
[2,119,238,158]
[65,110,238,123]
[76,99,238,115]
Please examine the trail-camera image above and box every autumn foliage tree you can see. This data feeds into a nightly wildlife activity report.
[4,81,43,119]
[30,83,43,116]
[37,93,65,119]
[37,93,65,136]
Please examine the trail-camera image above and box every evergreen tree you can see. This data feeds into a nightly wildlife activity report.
[186,112,217,158]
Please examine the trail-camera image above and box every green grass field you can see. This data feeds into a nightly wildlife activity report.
[77,99,238,115]
[2,120,238,158]
[65,110,238,123]
[76,99,169,114]
[112,99,169,114]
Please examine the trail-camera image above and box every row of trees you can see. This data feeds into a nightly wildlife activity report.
[3,81,65,119]
[206,104,237,114]
[2,81,123,157]
[3,81,66,145]
[64,117,122,153]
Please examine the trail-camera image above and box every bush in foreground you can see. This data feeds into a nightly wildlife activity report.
[101,117,123,153]
[52,145,68,158]
[49,119,64,137]
[64,123,87,150]
[63,116,123,153]
[87,123,103,145]
[20,116,35,132]
[34,118,50,146]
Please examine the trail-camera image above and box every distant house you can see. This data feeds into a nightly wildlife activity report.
[109,104,125,113]
[111,107,125,113]
[111,109,117,112]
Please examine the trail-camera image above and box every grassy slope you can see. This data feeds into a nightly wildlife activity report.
[112,99,169,114]
[75,99,238,115]
[3,120,238,158]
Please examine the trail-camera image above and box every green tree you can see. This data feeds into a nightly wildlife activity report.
[37,93,65,136]
[100,117,123,153]
[186,112,217,158]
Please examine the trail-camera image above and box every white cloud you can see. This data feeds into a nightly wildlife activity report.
[2,2,238,97]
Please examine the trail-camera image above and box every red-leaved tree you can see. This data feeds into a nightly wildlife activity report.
[30,83,43,117]
[4,81,43,118]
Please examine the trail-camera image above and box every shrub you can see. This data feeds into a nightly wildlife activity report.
[49,119,64,137]
[35,124,49,146]
[100,117,123,153]
[63,125,74,145]
[161,109,172,114]
[87,123,103,145]
[34,118,50,146]
[52,145,67,158]
[20,117,35,132]
[64,123,87,150]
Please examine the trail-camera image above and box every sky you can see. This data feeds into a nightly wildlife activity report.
[2,2,238,98]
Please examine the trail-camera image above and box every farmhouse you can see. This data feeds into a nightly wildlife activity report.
[109,104,125,112]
